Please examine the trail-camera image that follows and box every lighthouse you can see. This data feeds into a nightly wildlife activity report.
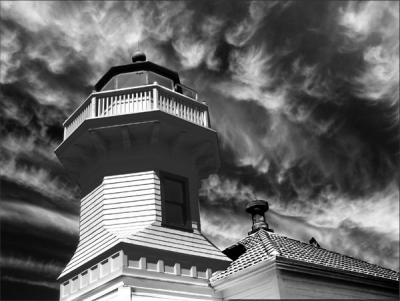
[56,53,231,301]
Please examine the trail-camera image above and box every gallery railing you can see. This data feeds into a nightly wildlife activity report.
[63,83,209,139]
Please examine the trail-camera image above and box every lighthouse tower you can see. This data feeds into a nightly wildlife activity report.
[56,53,230,301]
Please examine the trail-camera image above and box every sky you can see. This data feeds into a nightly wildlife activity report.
[0,1,399,300]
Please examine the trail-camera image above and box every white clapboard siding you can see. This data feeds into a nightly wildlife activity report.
[102,188,160,200]
[60,185,120,277]
[103,171,161,235]
[60,171,159,278]
[59,170,229,279]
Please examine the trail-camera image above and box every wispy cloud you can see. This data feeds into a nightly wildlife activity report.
[1,158,79,204]
[0,200,78,236]
[340,1,399,110]
[0,256,63,276]
[1,275,58,290]
[225,1,270,47]
[0,2,398,297]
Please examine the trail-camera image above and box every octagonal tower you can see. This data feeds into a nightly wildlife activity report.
[56,53,230,301]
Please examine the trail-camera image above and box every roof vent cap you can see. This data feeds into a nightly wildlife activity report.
[246,200,274,234]
[132,51,146,63]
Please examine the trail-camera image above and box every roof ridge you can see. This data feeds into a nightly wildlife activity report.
[256,230,281,256]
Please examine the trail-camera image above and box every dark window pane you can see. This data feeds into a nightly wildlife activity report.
[117,72,147,89]
[164,178,184,204]
[162,175,188,228]
[165,203,185,226]
[148,72,173,89]
[102,78,116,91]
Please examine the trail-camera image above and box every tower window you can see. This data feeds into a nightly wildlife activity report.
[160,172,191,231]
[101,71,174,91]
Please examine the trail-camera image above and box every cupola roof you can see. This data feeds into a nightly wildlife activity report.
[94,58,181,92]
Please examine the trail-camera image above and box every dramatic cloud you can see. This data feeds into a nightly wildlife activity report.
[1,1,398,299]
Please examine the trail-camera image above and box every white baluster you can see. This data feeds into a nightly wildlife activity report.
[118,95,120,114]
[116,95,120,115]
[91,97,96,118]
[126,93,129,113]
[203,110,209,127]
[97,98,100,116]
[174,99,177,115]
[153,83,158,110]
[149,91,152,110]
[127,94,130,113]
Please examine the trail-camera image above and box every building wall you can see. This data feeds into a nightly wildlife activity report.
[277,269,398,299]
[79,135,204,225]
[213,260,398,300]
[213,260,281,300]
[60,249,221,301]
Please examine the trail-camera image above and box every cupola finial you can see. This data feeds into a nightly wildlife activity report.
[132,39,146,63]
[132,50,146,63]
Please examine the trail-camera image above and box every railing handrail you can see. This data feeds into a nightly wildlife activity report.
[175,83,198,100]
[92,83,157,98]
[63,94,93,127]
[156,85,208,109]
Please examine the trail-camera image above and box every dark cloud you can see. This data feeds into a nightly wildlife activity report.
[0,1,398,299]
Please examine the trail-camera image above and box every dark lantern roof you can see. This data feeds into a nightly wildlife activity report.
[94,61,181,92]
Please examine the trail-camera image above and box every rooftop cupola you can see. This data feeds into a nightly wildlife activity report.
[246,200,273,234]
[55,55,229,300]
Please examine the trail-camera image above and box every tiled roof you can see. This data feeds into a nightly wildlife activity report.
[210,229,399,283]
